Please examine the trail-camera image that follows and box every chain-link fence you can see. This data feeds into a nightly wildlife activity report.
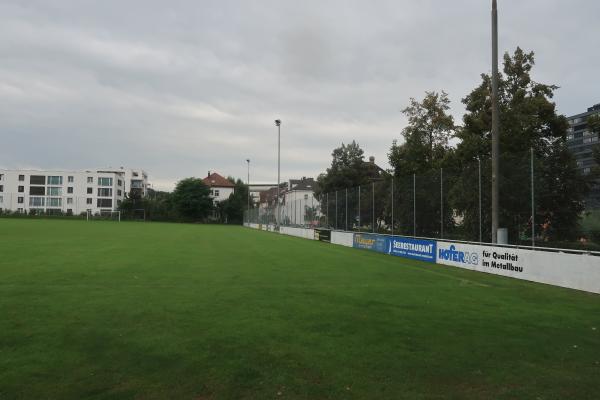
[245,152,600,251]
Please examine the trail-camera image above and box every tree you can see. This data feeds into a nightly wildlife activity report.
[218,179,251,224]
[315,141,372,196]
[388,91,455,237]
[452,47,587,242]
[171,178,213,222]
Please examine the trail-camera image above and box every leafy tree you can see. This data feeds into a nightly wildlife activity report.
[218,179,251,224]
[316,141,372,196]
[452,47,587,242]
[388,91,455,237]
[171,178,213,222]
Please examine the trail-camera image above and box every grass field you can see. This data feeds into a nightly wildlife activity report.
[1,219,599,399]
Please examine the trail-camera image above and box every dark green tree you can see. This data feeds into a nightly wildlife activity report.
[452,47,587,242]
[315,141,371,196]
[218,179,251,224]
[388,91,455,237]
[171,178,213,222]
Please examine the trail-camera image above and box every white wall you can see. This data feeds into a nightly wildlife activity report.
[331,231,354,247]
[437,241,600,294]
[280,226,315,240]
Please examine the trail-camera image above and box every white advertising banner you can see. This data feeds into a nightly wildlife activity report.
[331,231,354,247]
[437,241,600,294]
[280,226,316,240]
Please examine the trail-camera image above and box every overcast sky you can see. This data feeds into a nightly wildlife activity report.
[1,1,598,190]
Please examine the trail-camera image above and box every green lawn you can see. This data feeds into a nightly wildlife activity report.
[0,219,599,399]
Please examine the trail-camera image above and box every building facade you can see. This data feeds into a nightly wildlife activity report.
[203,172,235,203]
[0,167,149,215]
[567,103,600,205]
[281,177,320,226]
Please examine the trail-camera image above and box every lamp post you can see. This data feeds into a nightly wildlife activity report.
[246,159,250,225]
[275,119,281,230]
[491,0,500,243]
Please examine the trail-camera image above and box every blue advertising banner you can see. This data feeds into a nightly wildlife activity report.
[388,236,437,262]
[353,233,389,254]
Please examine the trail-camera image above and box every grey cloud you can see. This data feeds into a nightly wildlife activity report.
[0,0,598,190]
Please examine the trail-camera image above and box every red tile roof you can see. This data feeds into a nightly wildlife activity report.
[203,172,234,188]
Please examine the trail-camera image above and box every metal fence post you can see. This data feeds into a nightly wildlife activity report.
[335,191,338,230]
[413,173,416,237]
[531,148,535,247]
[391,177,394,236]
[358,185,361,232]
[345,188,348,231]
[372,181,375,233]
[478,157,482,243]
[440,167,443,239]
[326,192,329,228]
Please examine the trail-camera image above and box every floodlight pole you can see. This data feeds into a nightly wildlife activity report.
[531,147,535,247]
[275,119,281,230]
[491,0,500,243]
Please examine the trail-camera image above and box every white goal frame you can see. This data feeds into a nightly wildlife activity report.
[87,210,121,222]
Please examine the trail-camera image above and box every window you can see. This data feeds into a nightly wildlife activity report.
[29,197,45,207]
[29,186,45,195]
[133,172,139,177]
[0,185,3,192]
[214,189,220,197]
[67,208,73,214]
[47,198,62,207]
[67,198,73,205]
[98,177,113,186]
[87,177,93,184]
[117,190,122,196]
[68,176,74,183]
[47,176,63,185]
[304,194,309,200]
[97,198,112,208]
[18,186,24,193]
[0,196,3,204]
[86,198,93,205]
[67,187,74,194]
[17,208,23,213]
[87,187,93,194]
[584,167,591,175]
[117,200,122,206]
[47,187,62,196]
[0,174,3,180]
[98,188,112,197]
[18,175,24,181]
[18,197,24,204]
[118,179,123,186]
[30,175,45,185]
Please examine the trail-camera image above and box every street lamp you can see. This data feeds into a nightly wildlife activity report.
[246,159,250,225]
[491,0,500,243]
[275,119,281,229]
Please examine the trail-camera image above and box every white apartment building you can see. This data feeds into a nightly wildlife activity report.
[0,168,149,215]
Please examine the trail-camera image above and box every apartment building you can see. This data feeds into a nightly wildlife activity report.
[0,167,149,215]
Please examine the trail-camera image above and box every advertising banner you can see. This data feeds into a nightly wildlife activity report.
[353,233,389,254]
[436,241,524,278]
[314,228,331,242]
[389,236,437,262]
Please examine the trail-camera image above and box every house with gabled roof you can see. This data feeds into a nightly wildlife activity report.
[202,171,235,204]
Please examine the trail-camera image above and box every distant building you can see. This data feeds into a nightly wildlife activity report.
[0,167,149,215]
[567,103,600,205]
[202,171,235,203]
[282,177,320,226]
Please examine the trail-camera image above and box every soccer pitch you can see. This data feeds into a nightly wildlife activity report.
[1,219,599,399]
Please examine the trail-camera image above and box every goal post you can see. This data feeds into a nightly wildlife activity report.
[87,210,121,222]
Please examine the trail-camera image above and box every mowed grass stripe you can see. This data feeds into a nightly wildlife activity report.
[0,218,598,400]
